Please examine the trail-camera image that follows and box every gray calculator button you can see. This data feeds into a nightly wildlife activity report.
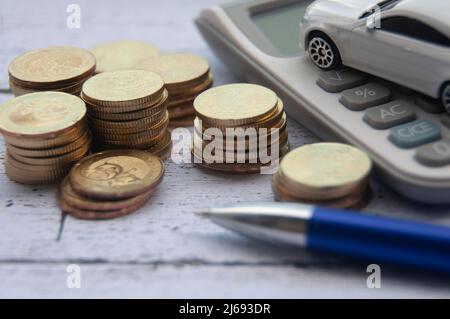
[416,139,450,167]
[415,95,445,114]
[363,100,415,129]
[388,119,441,149]
[317,68,367,93]
[340,83,392,111]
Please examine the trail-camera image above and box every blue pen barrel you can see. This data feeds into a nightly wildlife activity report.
[308,208,450,273]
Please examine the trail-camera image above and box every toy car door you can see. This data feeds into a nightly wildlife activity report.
[349,16,447,99]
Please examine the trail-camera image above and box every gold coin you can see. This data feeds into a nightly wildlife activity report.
[193,127,288,153]
[5,163,67,185]
[193,84,278,126]
[6,130,91,158]
[93,111,169,140]
[193,138,289,164]
[147,131,173,160]
[91,40,159,73]
[201,99,284,130]
[191,144,289,174]
[279,143,372,200]
[58,194,150,220]
[87,89,168,120]
[85,89,168,114]
[59,176,154,212]
[168,97,195,108]
[272,173,368,207]
[4,123,87,149]
[168,102,195,119]
[10,78,85,97]
[274,170,369,202]
[8,141,90,166]
[94,123,168,142]
[0,92,86,139]
[168,114,196,127]
[168,72,214,102]
[197,113,287,141]
[69,150,164,200]
[89,109,166,133]
[9,47,96,88]
[81,70,164,107]
[135,53,210,93]
[100,131,167,150]
[5,155,70,181]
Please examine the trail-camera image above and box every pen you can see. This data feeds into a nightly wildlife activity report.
[197,203,450,274]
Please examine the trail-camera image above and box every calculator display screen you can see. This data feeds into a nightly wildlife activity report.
[252,1,311,56]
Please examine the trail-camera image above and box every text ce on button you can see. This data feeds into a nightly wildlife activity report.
[388,119,441,149]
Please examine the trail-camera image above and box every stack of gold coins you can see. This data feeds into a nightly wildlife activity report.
[8,47,96,97]
[81,70,172,159]
[273,143,372,210]
[91,40,160,73]
[135,53,213,127]
[192,83,289,174]
[0,92,90,185]
[58,150,164,220]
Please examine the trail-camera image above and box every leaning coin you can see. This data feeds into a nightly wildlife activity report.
[69,149,164,200]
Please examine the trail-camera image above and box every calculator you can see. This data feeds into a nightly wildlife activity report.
[195,0,450,204]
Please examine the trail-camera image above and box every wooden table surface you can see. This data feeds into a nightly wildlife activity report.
[0,0,449,298]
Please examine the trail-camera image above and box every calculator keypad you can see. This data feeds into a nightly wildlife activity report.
[415,95,445,114]
[416,139,450,167]
[317,69,368,93]
[388,119,441,149]
[317,67,450,168]
[363,100,415,130]
[340,83,392,111]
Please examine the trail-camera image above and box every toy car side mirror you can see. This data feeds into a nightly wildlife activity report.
[366,16,379,31]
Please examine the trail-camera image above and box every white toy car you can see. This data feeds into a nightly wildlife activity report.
[299,0,450,112]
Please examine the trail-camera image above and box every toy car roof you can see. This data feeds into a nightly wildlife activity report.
[391,0,450,37]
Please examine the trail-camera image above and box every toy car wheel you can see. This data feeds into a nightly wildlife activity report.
[442,84,450,113]
[308,34,341,70]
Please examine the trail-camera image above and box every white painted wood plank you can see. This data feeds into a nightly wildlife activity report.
[1,263,449,299]
[0,0,449,298]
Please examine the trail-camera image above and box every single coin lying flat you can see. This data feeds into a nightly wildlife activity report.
[69,150,164,200]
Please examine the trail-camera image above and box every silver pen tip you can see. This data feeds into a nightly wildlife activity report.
[194,203,312,248]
